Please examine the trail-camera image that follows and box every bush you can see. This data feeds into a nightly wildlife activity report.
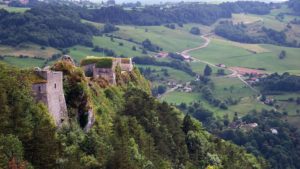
[95,58,113,68]
[102,23,119,33]
[190,27,201,35]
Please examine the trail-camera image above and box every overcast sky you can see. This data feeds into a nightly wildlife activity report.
[101,0,288,5]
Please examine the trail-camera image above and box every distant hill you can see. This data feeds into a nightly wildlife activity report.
[111,0,288,5]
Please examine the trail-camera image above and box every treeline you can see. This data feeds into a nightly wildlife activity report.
[220,1,271,15]
[83,4,231,26]
[218,110,300,169]
[259,73,300,92]
[178,101,300,169]
[133,56,195,76]
[215,21,298,47]
[82,1,272,26]
[0,3,99,48]
[288,0,300,15]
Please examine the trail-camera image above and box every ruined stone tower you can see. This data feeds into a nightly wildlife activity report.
[31,68,68,127]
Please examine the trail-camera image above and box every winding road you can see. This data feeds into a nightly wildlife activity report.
[159,34,259,99]
[181,34,259,93]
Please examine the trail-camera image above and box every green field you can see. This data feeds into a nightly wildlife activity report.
[160,91,200,104]
[137,65,194,84]
[190,38,300,74]
[2,56,45,68]
[190,61,231,75]
[267,92,300,115]
[212,77,256,100]
[0,4,29,13]
[286,116,300,128]
[69,35,146,62]
[0,44,59,58]
[114,25,205,52]
[93,36,144,57]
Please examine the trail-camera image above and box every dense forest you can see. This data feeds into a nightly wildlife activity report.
[83,1,272,26]
[214,21,297,47]
[259,73,300,92]
[0,1,274,48]
[218,110,300,169]
[0,61,268,169]
[0,4,99,48]
[288,0,300,15]
[219,1,271,15]
[133,56,195,76]
[178,101,300,169]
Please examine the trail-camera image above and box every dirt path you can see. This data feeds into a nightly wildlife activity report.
[181,35,211,55]
[157,86,179,99]
[181,34,237,77]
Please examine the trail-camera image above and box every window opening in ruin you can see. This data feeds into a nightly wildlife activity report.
[54,83,57,89]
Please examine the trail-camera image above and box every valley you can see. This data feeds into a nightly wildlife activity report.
[1,2,299,121]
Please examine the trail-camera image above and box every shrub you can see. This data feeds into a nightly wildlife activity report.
[95,58,113,68]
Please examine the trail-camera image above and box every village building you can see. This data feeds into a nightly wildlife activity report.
[31,67,68,127]
[156,52,169,58]
[270,128,278,135]
[216,63,226,68]
[229,121,258,131]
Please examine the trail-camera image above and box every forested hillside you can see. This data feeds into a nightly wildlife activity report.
[83,1,271,26]
[0,61,267,169]
[288,0,300,15]
[0,1,274,49]
[0,4,98,48]
[214,21,296,47]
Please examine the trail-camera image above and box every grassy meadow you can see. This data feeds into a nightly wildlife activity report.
[137,65,194,84]
[0,44,59,58]
[160,91,200,104]
[190,38,300,74]
[0,4,29,13]
[115,25,205,52]
[2,56,45,68]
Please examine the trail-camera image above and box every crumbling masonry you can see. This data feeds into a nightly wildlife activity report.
[31,68,68,127]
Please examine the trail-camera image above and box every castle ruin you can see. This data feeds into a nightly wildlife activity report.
[82,57,133,84]
[31,68,68,127]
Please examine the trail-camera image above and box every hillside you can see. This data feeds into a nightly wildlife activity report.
[0,61,267,169]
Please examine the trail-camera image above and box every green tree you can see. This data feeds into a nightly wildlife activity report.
[26,104,59,169]
[278,50,286,59]
[0,134,25,168]
[217,69,225,76]
[204,65,212,76]
[190,27,201,35]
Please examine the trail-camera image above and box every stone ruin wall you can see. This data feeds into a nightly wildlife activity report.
[93,68,116,84]
[113,58,133,72]
[32,70,68,127]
